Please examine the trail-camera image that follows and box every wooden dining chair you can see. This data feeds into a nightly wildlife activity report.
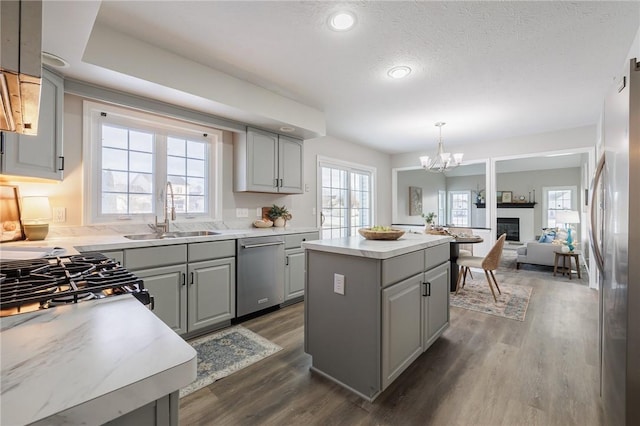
[455,233,507,302]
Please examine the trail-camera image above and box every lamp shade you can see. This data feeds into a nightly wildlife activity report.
[21,196,51,224]
[555,209,580,225]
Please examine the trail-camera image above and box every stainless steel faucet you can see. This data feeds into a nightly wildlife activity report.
[154,181,176,233]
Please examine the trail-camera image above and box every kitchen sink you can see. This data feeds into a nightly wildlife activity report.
[123,230,219,240]
[162,230,220,238]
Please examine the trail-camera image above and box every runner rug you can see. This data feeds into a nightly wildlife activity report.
[180,325,282,397]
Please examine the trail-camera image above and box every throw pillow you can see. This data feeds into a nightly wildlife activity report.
[538,228,556,243]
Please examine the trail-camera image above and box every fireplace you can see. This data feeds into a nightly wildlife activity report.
[497,217,520,241]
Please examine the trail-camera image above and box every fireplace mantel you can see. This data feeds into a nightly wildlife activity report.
[475,203,537,208]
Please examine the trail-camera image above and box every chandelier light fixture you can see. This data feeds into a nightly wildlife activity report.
[419,122,463,173]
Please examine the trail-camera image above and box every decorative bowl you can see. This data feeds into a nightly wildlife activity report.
[253,219,273,228]
[358,228,405,240]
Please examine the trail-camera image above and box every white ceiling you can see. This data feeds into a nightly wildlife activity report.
[42,1,639,154]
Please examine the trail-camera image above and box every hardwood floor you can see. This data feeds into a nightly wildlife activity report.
[180,257,602,425]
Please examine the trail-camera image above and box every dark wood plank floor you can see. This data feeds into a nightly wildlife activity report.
[180,254,602,425]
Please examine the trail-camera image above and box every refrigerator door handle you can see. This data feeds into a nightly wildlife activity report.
[589,154,606,274]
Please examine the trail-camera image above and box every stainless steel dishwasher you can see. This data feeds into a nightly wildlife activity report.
[237,235,285,317]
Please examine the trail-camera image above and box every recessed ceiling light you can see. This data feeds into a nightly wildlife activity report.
[328,11,356,31]
[387,66,412,79]
[280,126,295,133]
[42,51,69,68]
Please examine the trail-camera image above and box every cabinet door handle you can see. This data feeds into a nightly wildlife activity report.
[285,255,289,266]
[279,178,283,187]
[421,282,427,297]
[274,178,279,188]
[427,282,431,296]
[190,272,194,285]
[58,156,65,171]
[181,273,186,286]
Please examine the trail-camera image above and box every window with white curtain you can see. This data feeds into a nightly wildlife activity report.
[543,186,577,227]
[83,101,221,224]
[318,158,375,239]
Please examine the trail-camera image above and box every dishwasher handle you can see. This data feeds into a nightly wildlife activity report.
[241,241,285,249]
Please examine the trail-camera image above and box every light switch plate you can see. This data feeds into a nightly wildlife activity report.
[236,208,249,218]
[53,207,66,223]
[334,273,345,295]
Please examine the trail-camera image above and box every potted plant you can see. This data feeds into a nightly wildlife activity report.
[267,204,292,227]
[422,212,437,231]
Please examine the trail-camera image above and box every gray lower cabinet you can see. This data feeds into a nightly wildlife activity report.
[284,248,305,301]
[1,68,64,180]
[134,264,187,335]
[187,257,235,331]
[103,391,178,426]
[423,262,450,348]
[381,273,423,389]
[125,241,235,336]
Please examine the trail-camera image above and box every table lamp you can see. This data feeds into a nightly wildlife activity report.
[555,209,580,252]
[21,196,51,240]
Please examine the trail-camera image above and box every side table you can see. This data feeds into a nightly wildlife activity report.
[553,251,581,279]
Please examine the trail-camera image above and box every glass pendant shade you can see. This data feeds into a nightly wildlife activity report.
[419,122,464,173]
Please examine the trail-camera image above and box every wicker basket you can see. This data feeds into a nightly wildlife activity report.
[358,228,405,240]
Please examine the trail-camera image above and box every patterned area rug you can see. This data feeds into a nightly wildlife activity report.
[450,278,533,321]
[180,325,282,397]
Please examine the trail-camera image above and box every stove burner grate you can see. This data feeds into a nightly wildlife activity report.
[0,252,149,315]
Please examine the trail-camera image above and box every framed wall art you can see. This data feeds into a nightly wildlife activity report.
[409,186,423,216]
[501,191,513,203]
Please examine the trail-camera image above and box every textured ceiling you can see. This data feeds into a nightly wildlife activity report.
[42,1,639,154]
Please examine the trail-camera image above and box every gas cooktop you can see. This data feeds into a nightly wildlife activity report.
[0,252,151,317]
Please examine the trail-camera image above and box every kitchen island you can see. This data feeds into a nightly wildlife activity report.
[0,295,196,425]
[302,233,452,401]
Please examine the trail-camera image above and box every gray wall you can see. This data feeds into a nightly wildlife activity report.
[396,169,445,225]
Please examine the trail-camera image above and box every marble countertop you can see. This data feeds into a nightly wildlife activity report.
[0,295,197,426]
[0,226,320,257]
[302,232,453,259]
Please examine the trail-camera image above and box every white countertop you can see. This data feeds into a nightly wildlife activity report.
[0,295,197,426]
[0,226,320,258]
[302,232,453,259]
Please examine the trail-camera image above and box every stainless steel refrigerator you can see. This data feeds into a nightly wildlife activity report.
[591,57,639,425]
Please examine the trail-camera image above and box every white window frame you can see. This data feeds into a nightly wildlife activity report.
[83,100,223,225]
[448,190,471,227]
[542,185,577,228]
[316,156,376,238]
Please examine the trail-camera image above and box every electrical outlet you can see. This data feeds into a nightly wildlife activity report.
[334,273,345,295]
[236,208,248,218]
[53,207,66,223]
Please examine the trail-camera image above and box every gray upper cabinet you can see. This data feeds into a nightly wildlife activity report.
[1,68,64,180]
[234,127,303,193]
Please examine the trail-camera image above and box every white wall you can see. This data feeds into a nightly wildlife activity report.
[12,93,390,230]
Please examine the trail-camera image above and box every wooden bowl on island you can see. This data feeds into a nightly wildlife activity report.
[358,227,405,240]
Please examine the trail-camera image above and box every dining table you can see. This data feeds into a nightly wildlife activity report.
[449,235,484,292]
